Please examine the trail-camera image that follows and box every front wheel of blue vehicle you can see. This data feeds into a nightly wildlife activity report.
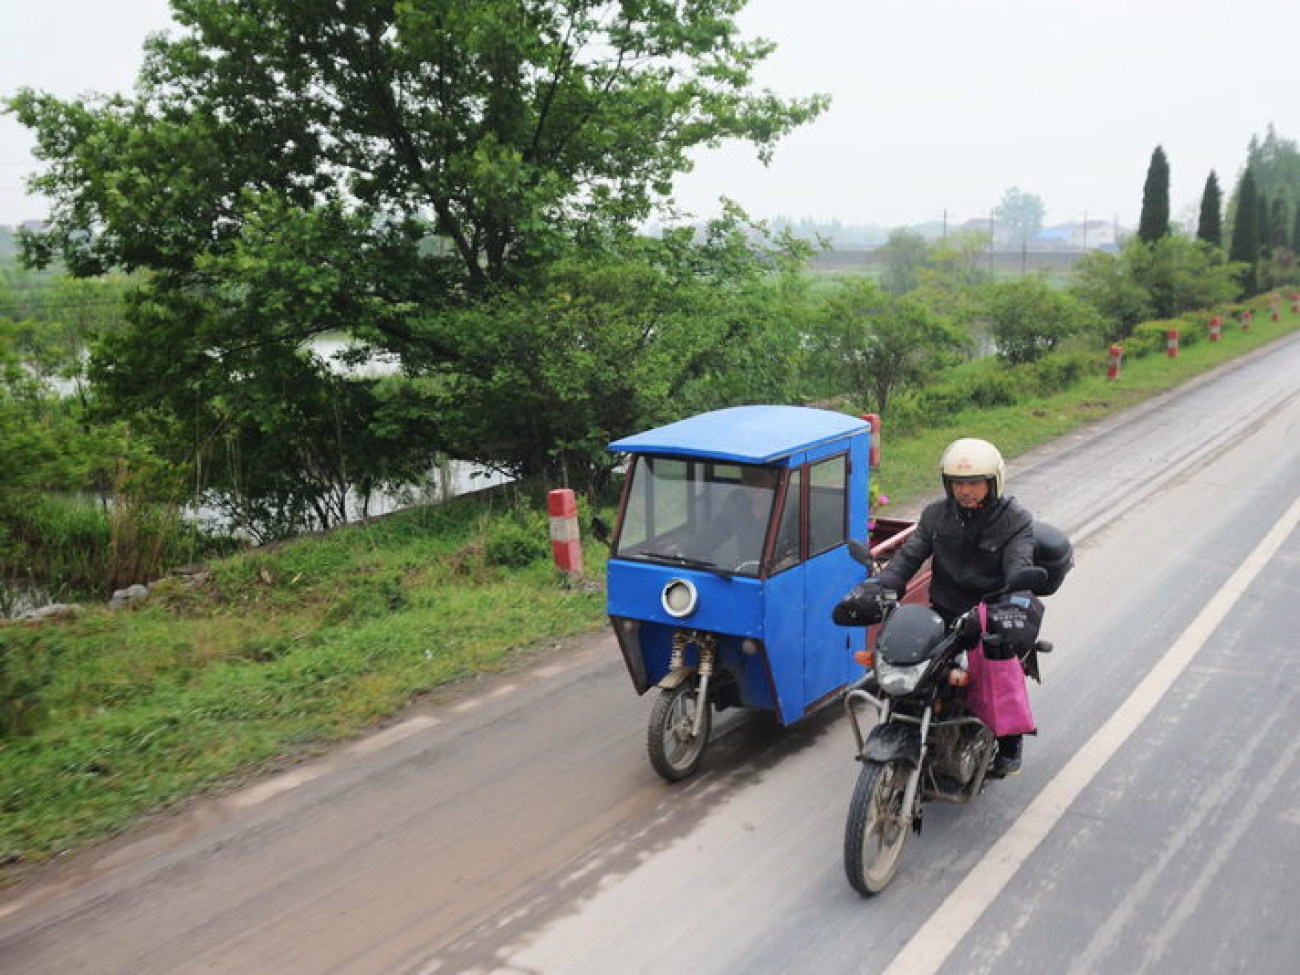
[844,758,912,896]
[647,682,711,782]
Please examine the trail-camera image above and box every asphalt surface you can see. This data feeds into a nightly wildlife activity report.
[3,332,1299,975]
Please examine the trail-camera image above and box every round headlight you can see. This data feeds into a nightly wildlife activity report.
[661,577,699,618]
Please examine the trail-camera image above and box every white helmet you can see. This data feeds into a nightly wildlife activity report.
[940,437,1005,500]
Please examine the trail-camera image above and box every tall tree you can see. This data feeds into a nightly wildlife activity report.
[808,277,962,414]
[1196,171,1223,247]
[1068,249,1154,340]
[1138,146,1171,243]
[1069,235,1241,339]
[992,187,1045,246]
[6,0,827,509]
[878,228,930,296]
[980,277,1101,365]
[1125,234,1243,320]
[1229,167,1261,294]
[1245,126,1300,205]
[1269,197,1291,251]
[10,1,826,290]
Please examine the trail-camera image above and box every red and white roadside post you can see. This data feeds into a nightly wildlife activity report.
[1241,310,1252,331]
[547,488,583,581]
[1167,328,1179,358]
[1209,315,1222,342]
[1291,293,1300,314]
[1107,343,1123,380]
[862,412,882,469]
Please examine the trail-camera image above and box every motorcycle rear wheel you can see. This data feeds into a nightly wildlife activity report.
[646,682,711,782]
[844,758,912,896]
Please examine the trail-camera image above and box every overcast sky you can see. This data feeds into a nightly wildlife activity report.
[3,0,1298,231]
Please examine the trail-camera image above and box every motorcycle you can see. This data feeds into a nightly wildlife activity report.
[836,540,1054,896]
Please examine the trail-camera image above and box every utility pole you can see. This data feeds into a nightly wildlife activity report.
[988,212,996,275]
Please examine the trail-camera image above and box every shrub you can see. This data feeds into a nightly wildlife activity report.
[1020,352,1091,395]
[1129,320,1177,358]
[915,368,1019,423]
[1174,316,1203,350]
[483,504,552,568]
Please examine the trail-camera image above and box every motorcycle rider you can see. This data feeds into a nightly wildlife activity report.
[836,437,1036,775]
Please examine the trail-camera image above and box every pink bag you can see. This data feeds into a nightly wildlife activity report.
[966,602,1036,737]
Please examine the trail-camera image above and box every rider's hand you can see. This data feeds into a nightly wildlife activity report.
[958,611,983,642]
[832,579,886,625]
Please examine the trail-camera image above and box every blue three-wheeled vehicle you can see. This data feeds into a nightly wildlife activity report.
[605,405,919,781]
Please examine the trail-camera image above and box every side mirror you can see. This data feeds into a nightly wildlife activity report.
[1006,565,1050,595]
[847,538,873,567]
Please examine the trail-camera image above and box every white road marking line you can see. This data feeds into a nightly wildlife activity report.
[882,493,1300,975]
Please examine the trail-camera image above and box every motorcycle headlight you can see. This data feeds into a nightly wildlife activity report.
[876,658,929,696]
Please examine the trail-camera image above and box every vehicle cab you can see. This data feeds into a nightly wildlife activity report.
[606,405,876,779]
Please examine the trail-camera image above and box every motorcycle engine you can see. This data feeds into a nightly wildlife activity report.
[929,723,994,788]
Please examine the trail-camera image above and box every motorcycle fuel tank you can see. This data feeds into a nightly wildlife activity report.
[877,603,945,665]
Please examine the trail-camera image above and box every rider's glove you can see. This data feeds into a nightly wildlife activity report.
[832,579,886,626]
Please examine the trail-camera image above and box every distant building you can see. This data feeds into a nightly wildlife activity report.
[1036,220,1117,249]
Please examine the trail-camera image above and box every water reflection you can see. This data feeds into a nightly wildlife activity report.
[7,335,513,614]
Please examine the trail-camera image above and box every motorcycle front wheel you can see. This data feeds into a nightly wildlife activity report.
[844,758,912,896]
[646,682,712,782]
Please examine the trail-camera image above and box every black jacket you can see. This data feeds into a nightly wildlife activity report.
[876,495,1035,618]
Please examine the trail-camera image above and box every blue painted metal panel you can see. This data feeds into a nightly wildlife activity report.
[609,405,868,464]
[804,432,871,700]
[607,560,765,635]
[616,620,778,712]
[762,559,806,723]
[608,560,780,712]
[800,542,867,704]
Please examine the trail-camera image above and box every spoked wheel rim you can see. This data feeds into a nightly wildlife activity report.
[845,759,912,895]
[647,683,711,782]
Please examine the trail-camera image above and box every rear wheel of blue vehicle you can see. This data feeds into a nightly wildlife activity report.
[647,683,711,782]
[844,758,911,896]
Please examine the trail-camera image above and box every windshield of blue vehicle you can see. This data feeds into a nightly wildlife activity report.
[615,456,782,576]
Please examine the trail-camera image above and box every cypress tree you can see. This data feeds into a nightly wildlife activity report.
[1196,171,1223,246]
[1229,167,1261,294]
[1269,197,1290,250]
[1138,145,1171,242]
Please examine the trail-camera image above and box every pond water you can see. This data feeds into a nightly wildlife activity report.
[5,334,513,615]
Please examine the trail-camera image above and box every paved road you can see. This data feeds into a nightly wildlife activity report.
[3,334,1299,975]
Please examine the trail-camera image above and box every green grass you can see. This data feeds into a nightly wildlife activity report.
[1,492,239,605]
[2,298,1298,883]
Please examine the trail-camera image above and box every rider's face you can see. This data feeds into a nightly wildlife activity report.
[950,478,990,508]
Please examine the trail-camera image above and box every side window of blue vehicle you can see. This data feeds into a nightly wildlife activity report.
[772,467,803,573]
[807,454,847,557]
